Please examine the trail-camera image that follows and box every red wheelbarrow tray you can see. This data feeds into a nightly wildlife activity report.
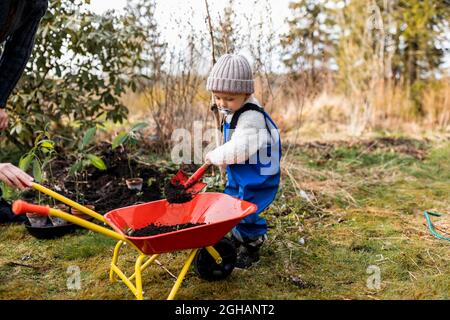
[104,192,258,255]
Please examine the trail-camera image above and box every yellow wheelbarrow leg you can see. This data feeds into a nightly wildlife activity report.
[110,263,140,299]
[49,207,144,299]
[110,241,125,283]
[112,246,223,300]
[129,254,159,281]
[109,253,146,300]
[13,200,145,298]
[110,242,159,300]
[167,249,199,300]
[206,246,222,264]
[134,255,146,300]
[111,242,159,282]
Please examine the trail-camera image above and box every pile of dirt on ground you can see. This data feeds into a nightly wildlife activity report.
[32,142,178,213]
[298,137,429,160]
[354,137,428,160]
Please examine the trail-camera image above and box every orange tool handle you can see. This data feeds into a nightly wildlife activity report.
[183,163,210,189]
[12,200,49,216]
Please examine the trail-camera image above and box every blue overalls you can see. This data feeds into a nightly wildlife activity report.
[223,104,281,240]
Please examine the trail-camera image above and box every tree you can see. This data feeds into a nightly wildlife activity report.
[135,0,205,153]
[368,0,449,114]
[281,0,337,87]
[216,0,239,55]
[7,0,146,150]
[392,0,449,86]
[126,0,167,84]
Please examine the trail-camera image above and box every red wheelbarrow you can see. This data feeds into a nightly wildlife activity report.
[12,183,257,300]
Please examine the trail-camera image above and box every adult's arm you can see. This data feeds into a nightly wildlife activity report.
[0,0,48,108]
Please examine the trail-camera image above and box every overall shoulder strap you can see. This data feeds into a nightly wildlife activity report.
[229,103,264,130]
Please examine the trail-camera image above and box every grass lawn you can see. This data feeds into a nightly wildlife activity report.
[0,137,449,299]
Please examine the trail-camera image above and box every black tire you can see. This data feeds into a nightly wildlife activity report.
[194,238,237,281]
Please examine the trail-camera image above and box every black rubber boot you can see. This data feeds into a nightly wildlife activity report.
[235,244,261,269]
[229,230,267,269]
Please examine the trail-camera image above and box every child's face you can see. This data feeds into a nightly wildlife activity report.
[213,92,249,113]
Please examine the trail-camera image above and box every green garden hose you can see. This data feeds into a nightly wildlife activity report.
[424,211,450,241]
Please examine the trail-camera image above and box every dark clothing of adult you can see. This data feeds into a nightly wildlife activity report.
[0,0,48,107]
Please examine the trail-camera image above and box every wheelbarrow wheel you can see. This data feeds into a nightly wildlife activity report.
[194,238,236,281]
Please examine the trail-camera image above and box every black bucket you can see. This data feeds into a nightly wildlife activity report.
[24,219,77,240]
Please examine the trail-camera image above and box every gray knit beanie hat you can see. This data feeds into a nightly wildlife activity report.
[206,54,254,94]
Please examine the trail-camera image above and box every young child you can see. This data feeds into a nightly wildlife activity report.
[205,54,281,269]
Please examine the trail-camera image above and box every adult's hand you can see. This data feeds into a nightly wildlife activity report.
[0,109,8,131]
[0,163,34,189]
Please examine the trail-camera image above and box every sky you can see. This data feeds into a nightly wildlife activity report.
[89,0,293,71]
[89,0,449,73]
[89,0,292,36]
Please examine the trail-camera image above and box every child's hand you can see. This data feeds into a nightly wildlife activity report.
[204,153,212,165]
[205,152,227,171]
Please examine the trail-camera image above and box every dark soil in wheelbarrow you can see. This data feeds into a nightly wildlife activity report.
[128,222,206,237]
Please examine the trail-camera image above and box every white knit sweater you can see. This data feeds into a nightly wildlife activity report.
[206,96,272,165]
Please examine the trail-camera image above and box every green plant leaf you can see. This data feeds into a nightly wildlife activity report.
[130,122,148,133]
[19,153,34,171]
[34,132,43,148]
[147,177,156,187]
[81,127,97,150]
[39,140,55,150]
[112,132,128,149]
[32,159,43,183]
[86,154,107,171]
[7,0,150,151]
[0,182,14,201]
[69,161,82,176]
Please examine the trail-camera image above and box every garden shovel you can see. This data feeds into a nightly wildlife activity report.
[165,163,211,204]
[170,163,210,194]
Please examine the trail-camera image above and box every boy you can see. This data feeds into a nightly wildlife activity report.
[205,54,281,268]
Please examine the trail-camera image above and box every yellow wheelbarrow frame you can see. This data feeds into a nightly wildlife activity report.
[15,183,223,300]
